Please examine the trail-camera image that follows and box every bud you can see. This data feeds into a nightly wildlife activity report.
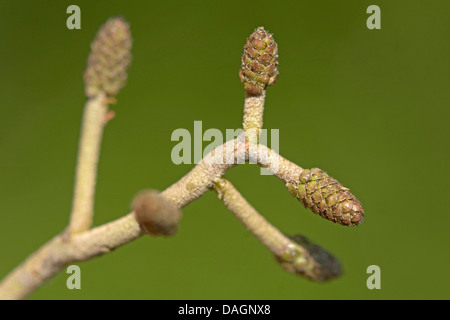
[132,190,182,237]
[289,168,364,226]
[239,27,279,95]
[84,17,132,98]
[275,235,342,282]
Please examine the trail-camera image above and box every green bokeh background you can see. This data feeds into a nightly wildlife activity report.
[1,0,449,299]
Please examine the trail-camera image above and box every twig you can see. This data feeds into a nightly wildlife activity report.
[68,93,109,234]
[213,178,294,256]
[243,91,266,132]
[252,144,303,183]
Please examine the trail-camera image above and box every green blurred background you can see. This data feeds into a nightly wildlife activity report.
[1,0,449,299]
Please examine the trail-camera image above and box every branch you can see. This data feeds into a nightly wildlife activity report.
[0,134,291,298]
[0,130,359,298]
[0,24,365,299]
[0,137,244,299]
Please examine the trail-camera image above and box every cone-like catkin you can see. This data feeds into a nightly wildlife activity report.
[84,17,132,98]
[132,190,182,237]
[275,235,342,282]
[288,168,364,226]
[239,27,279,96]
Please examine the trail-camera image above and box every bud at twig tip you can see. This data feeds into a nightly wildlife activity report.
[275,235,342,282]
[84,17,132,99]
[289,168,365,226]
[239,26,279,96]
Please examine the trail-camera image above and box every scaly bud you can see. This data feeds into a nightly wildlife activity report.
[239,27,279,96]
[275,235,342,282]
[288,168,364,226]
[84,17,132,98]
[132,190,182,237]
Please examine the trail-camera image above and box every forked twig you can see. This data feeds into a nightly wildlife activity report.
[0,20,364,300]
